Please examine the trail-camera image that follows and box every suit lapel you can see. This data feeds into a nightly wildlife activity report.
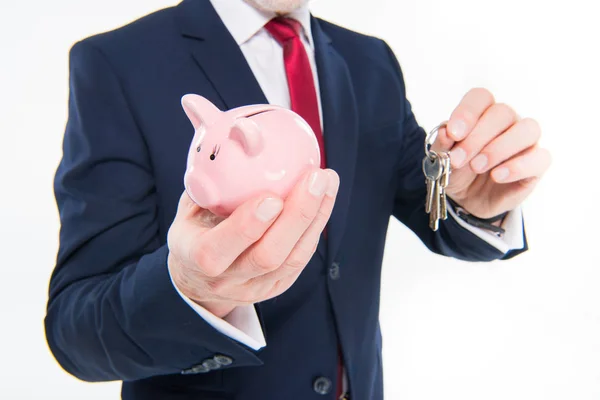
[176,0,268,109]
[311,19,359,265]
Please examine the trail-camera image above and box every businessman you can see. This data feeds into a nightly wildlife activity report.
[45,0,551,398]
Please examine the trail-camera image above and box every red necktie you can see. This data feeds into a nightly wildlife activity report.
[264,18,326,169]
[265,18,344,398]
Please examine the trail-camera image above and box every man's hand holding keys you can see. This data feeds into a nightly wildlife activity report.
[167,168,340,318]
[431,88,551,219]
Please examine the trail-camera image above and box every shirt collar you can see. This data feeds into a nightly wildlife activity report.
[210,0,314,48]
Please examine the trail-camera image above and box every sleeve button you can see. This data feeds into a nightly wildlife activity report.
[202,358,220,371]
[181,363,210,375]
[214,354,233,366]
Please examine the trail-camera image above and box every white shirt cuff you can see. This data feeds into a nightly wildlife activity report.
[167,267,266,351]
[447,204,525,254]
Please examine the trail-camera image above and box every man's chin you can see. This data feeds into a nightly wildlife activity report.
[244,0,310,14]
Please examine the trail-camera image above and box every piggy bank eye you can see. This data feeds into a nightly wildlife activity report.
[210,144,221,161]
[196,144,201,152]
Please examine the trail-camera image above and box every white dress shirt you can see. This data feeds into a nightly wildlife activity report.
[169,0,525,354]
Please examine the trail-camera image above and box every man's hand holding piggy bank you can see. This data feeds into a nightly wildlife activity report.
[167,95,339,318]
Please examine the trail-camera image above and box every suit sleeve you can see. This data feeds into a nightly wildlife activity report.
[381,41,528,262]
[45,40,264,383]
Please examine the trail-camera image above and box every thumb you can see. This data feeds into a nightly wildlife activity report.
[168,190,221,268]
[176,190,226,229]
[177,190,202,217]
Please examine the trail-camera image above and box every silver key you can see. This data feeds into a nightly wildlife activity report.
[430,179,441,230]
[422,153,443,214]
[423,122,452,231]
[438,152,451,221]
[425,178,434,213]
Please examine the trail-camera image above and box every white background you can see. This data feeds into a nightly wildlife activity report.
[0,0,598,399]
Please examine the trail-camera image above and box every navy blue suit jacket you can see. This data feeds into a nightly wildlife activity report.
[45,0,526,398]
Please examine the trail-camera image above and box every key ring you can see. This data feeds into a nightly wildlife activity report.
[424,121,448,160]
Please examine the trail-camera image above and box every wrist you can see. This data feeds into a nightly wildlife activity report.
[193,301,237,319]
[447,197,507,235]
[490,218,504,228]
[168,254,238,318]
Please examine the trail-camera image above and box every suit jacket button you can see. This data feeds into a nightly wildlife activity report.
[313,376,332,395]
[214,354,233,366]
[329,262,340,280]
[202,358,220,371]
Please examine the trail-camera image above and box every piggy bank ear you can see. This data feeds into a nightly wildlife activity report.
[229,118,264,157]
[181,94,221,129]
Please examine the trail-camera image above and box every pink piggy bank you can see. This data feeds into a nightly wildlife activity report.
[181,94,321,217]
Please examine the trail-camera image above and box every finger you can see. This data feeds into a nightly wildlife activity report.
[189,194,284,277]
[470,118,541,174]
[248,170,340,300]
[226,170,339,303]
[490,146,552,184]
[167,191,207,266]
[233,168,330,278]
[173,191,222,227]
[177,190,202,217]
[430,126,455,153]
[260,263,303,302]
[449,103,519,169]
[268,169,339,280]
[446,88,496,142]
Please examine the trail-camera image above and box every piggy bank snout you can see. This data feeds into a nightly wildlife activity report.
[184,169,221,210]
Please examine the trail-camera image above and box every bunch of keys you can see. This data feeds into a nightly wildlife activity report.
[422,122,451,231]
